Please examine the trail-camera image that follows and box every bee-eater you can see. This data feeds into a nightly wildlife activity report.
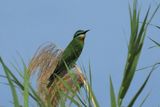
[47,30,89,88]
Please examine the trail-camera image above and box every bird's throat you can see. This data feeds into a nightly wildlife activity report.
[79,37,85,42]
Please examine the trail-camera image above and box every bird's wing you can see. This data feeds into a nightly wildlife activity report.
[28,42,63,82]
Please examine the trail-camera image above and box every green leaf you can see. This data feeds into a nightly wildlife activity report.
[156,25,160,29]
[84,80,100,107]
[59,90,81,107]
[127,71,153,107]
[0,57,20,107]
[118,1,155,106]
[89,61,92,89]
[23,63,30,107]
[29,85,46,107]
[0,57,43,106]
[139,92,150,107]
[55,74,83,106]
[109,76,117,107]
[149,37,160,47]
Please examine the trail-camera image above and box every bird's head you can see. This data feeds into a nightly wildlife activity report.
[73,30,89,41]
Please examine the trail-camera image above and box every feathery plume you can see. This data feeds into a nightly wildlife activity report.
[28,42,85,107]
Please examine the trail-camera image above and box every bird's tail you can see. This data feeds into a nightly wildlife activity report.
[47,73,55,88]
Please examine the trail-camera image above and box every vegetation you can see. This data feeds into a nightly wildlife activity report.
[0,0,160,107]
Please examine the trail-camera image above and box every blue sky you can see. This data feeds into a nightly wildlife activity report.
[0,0,160,106]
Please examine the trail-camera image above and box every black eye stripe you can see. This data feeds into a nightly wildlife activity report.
[73,30,85,38]
[76,33,84,36]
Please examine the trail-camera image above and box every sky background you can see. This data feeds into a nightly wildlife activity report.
[0,0,160,107]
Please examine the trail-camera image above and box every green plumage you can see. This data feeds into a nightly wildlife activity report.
[47,30,89,88]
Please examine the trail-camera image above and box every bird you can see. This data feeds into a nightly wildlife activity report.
[47,30,89,88]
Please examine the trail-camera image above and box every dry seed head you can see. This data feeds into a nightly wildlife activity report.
[28,42,85,107]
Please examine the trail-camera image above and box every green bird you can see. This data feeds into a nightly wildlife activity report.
[47,30,89,88]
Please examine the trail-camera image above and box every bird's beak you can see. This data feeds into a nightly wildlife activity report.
[84,30,90,34]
